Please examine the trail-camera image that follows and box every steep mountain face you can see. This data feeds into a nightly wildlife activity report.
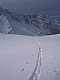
[0,7,60,36]
[0,14,12,34]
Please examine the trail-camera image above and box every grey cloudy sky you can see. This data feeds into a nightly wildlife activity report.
[0,0,60,15]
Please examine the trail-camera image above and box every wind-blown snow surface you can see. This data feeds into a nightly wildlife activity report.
[0,34,60,80]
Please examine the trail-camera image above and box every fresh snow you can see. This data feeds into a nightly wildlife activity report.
[0,34,60,80]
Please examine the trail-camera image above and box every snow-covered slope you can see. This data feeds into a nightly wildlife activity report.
[0,7,60,36]
[0,15,12,34]
[0,33,60,80]
[37,34,60,80]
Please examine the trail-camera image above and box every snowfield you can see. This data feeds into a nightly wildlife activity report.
[0,33,60,80]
